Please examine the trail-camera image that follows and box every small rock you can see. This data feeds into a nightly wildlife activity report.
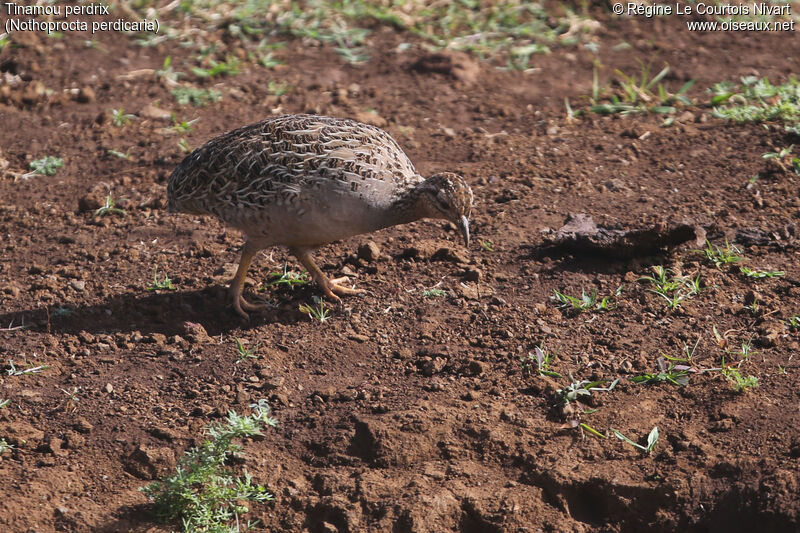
[69,280,86,292]
[348,333,370,343]
[77,184,108,212]
[181,321,211,343]
[354,110,387,128]
[73,417,93,434]
[462,268,481,282]
[76,86,95,103]
[105,383,114,394]
[410,51,480,84]
[420,356,447,376]
[139,104,172,121]
[123,444,176,480]
[262,376,285,391]
[357,241,381,262]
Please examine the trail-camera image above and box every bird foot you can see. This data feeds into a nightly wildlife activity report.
[233,293,269,320]
[319,279,366,303]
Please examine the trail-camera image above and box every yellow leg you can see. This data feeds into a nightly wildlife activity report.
[230,241,267,319]
[289,247,366,301]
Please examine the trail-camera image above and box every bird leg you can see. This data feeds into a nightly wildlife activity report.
[289,247,366,302]
[230,241,268,319]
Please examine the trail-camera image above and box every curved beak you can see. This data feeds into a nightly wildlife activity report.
[459,215,470,248]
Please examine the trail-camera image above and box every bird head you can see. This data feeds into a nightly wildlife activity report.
[418,172,473,247]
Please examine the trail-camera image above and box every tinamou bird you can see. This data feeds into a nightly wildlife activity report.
[167,114,473,318]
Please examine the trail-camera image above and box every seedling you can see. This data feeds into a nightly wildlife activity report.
[739,266,785,279]
[640,268,705,310]
[234,337,259,363]
[6,359,49,376]
[28,156,64,177]
[788,315,800,329]
[0,439,12,454]
[147,267,176,291]
[422,288,447,298]
[106,149,131,160]
[172,87,222,107]
[155,55,184,85]
[267,81,290,96]
[631,356,693,386]
[711,76,800,133]
[110,108,134,127]
[611,426,659,454]
[257,51,284,69]
[552,288,616,312]
[0,399,10,409]
[480,240,495,252]
[299,296,330,322]
[522,346,562,378]
[191,56,240,78]
[701,239,743,269]
[265,263,309,289]
[62,387,80,412]
[729,337,757,361]
[721,365,759,392]
[589,64,694,115]
[555,378,619,404]
[171,116,199,134]
[141,400,277,532]
[94,194,126,217]
[763,145,794,160]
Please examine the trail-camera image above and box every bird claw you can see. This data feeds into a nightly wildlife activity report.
[233,294,269,320]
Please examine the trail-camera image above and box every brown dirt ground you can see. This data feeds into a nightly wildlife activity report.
[2,5,800,533]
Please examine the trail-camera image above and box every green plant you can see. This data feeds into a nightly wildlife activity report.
[234,337,259,363]
[267,81,290,96]
[299,296,330,322]
[172,117,200,134]
[6,359,49,376]
[172,87,222,107]
[589,64,694,115]
[141,400,277,532]
[631,355,693,386]
[256,51,284,69]
[28,156,64,177]
[701,239,743,269]
[94,194,126,217]
[729,337,757,360]
[555,378,619,404]
[147,267,177,291]
[422,288,447,298]
[110,108,135,127]
[0,438,12,454]
[739,266,785,279]
[107,148,131,160]
[788,315,800,329]
[710,76,800,133]
[639,266,705,309]
[192,56,240,78]
[0,399,10,409]
[552,288,616,312]
[156,55,184,85]
[522,346,562,378]
[265,264,309,289]
[611,426,659,454]
[480,240,495,252]
[721,365,759,392]
[178,138,192,153]
[763,145,794,160]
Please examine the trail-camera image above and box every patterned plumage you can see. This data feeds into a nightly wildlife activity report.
[167,114,473,318]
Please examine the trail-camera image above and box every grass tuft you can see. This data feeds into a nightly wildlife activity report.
[141,400,277,532]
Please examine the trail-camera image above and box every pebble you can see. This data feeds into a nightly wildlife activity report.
[76,86,95,103]
[357,241,381,262]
